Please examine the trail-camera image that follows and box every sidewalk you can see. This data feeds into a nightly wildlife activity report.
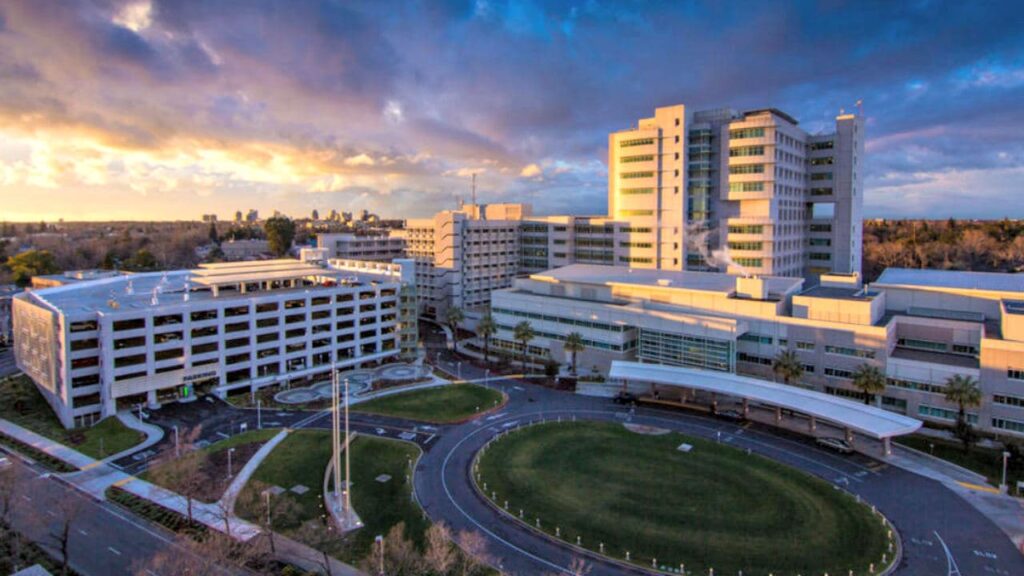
[220,428,290,514]
[106,410,164,463]
[0,417,94,470]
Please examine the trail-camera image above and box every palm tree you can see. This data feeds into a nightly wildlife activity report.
[772,350,803,385]
[563,332,585,375]
[851,363,886,406]
[477,313,497,364]
[513,321,536,372]
[944,374,982,452]
[446,306,464,353]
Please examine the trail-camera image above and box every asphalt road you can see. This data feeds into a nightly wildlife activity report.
[1,449,241,576]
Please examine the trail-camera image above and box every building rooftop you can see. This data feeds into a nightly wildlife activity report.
[26,260,399,317]
[875,268,1024,294]
[798,285,880,301]
[531,264,804,297]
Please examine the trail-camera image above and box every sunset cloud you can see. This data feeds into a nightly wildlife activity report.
[0,1,1022,220]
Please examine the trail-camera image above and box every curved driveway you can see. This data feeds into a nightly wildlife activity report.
[414,363,1024,576]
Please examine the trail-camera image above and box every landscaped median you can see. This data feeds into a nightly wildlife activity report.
[0,374,144,462]
[352,383,506,424]
[897,433,1023,490]
[234,429,427,562]
[475,420,896,575]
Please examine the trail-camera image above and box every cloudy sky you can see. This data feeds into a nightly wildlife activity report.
[0,0,1022,221]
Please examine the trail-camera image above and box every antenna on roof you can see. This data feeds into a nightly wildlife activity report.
[855,99,864,117]
[471,172,477,207]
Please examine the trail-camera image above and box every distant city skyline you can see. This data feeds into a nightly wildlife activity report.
[1,1,1023,221]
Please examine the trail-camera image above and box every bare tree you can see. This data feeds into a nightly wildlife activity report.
[148,426,207,525]
[457,530,492,576]
[424,522,457,575]
[49,492,86,576]
[294,520,339,576]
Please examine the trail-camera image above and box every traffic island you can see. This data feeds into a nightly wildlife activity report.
[475,420,897,575]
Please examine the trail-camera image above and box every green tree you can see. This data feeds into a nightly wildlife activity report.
[263,216,295,256]
[513,321,536,372]
[772,349,804,385]
[476,312,497,364]
[563,332,585,375]
[5,249,59,287]
[944,374,982,453]
[125,249,158,271]
[851,363,886,406]
[446,306,464,353]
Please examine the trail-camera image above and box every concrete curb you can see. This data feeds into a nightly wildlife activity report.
[219,428,290,514]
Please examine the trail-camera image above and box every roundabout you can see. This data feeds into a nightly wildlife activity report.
[474,421,891,575]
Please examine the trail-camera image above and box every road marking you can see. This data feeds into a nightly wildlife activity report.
[108,546,122,556]
[216,432,229,439]
[973,549,998,559]
[957,481,1001,494]
[78,529,88,536]
[934,531,962,576]
[46,510,56,517]
[20,495,31,501]
[146,570,159,576]
[424,434,437,444]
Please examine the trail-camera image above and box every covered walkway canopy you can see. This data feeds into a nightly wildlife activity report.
[609,361,922,440]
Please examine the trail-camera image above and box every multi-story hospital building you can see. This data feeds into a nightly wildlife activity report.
[12,259,416,428]
[490,265,1024,437]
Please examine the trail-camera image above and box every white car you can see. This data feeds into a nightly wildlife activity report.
[816,437,854,454]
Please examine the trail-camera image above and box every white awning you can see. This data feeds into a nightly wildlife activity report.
[609,361,922,439]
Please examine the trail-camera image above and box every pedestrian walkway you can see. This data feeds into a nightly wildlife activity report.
[102,410,164,463]
[0,417,94,470]
[219,428,290,514]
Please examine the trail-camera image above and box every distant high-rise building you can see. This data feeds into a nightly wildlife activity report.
[607,104,863,281]
[234,210,243,223]
[201,214,217,223]
[246,209,259,223]
[312,209,320,221]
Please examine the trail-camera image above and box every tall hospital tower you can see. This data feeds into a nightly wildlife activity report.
[608,104,864,281]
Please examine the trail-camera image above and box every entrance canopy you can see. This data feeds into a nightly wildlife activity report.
[609,361,922,439]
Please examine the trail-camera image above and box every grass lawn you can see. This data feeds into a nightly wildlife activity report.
[897,434,1022,488]
[478,421,890,575]
[353,384,504,423]
[0,374,144,459]
[142,428,280,502]
[236,430,427,562]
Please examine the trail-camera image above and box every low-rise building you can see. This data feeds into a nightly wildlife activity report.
[490,265,1024,437]
[317,233,405,262]
[12,259,415,428]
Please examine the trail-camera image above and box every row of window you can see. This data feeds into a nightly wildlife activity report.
[728,225,764,234]
[729,127,765,139]
[620,187,654,195]
[621,172,654,180]
[824,345,875,359]
[620,137,655,148]
[729,182,764,192]
[620,154,654,163]
[491,307,629,333]
[618,210,654,217]
[729,145,765,157]
[728,241,763,251]
[729,164,764,175]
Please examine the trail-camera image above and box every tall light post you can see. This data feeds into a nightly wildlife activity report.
[173,425,180,457]
[457,361,462,381]
[375,534,385,576]
[1001,450,1011,493]
[257,398,262,430]
[344,375,352,516]
[227,447,236,478]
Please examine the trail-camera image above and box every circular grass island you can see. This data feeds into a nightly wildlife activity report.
[476,421,892,575]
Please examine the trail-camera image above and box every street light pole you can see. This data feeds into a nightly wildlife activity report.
[227,447,236,478]
[257,398,262,430]
[457,361,462,381]
[375,534,385,576]
[173,425,180,457]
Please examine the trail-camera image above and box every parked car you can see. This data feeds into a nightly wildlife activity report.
[612,392,638,405]
[716,409,745,422]
[816,437,854,454]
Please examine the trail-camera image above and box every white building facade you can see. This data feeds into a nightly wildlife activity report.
[490,265,1024,437]
[13,259,416,428]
